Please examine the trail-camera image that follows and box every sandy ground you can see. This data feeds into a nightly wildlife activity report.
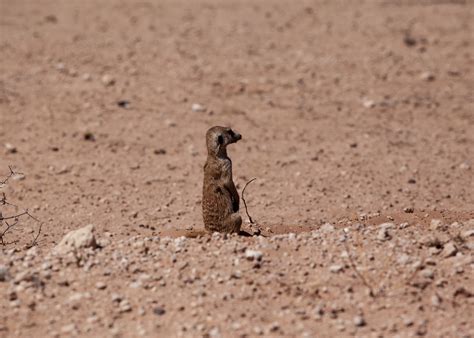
[0,0,473,337]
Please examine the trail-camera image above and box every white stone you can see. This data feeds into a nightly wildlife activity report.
[191,103,206,113]
[442,242,457,258]
[245,249,263,261]
[320,223,335,233]
[329,265,343,273]
[53,224,97,255]
[362,98,375,108]
[101,74,115,86]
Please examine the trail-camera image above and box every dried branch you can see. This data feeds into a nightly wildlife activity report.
[26,222,43,249]
[0,166,41,247]
[241,178,256,224]
[0,165,22,186]
[0,220,18,245]
[343,240,376,297]
[1,192,18,207]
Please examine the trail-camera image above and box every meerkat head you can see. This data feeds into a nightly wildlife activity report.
[206,126,242,156]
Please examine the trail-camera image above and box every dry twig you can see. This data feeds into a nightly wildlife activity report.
[26,223,43,249]
[241,178,256,224]
[0,166,19,186]
[343,240,376,297]
[0,166,41,247]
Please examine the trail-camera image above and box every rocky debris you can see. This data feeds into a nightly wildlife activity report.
[154,148,167,155]
[320,223,335,233]
[165,119,176,127]
[153,306,166,316]
[117,100,130,108]
[362,97,376,108]
[403,33,417,47]
[377,223,394,241]
[441,242,457,258]
[245,249,263,261]
[431,294,442,307]
[353,315,366,327]
[61,324,78,335]
[119,299,132,313]
[55,62,66,72]
[329,264,344,273]
[96,281,107,290]
[1,213,473,337]
[53,224,97,255]
[83,131,95,141]
[460,229,474,239]
[420,268,434,279]
[4,143,17,154]
[101,74,115,86]
[0,265,10,282]
[430,219,444,230]
[420,71,435,82]
[399,222,409,229]
[397,253,411,265]
[191,103,206,112]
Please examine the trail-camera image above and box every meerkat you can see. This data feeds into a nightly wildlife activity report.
[202,126,242,233]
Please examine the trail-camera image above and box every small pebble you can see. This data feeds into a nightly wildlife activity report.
[165,119,176,127]
[96,282,107,290]
[119,299,132,313]
[442,242,457,258]
[0,265,10,282]
[101,74,115,86]
[420,268,434,279]
[83,132,95,141]
[431,294,442,307]
[153,307,166,316]
[377,227,391,241]
[362,98,375,108]
[4,143,17,154]
[420,71,435,82]
[461,229,474,238]
[191,103,206,112]
[430,219,444,230]
[117,100,130,108]
[245,249,263,261]
[154,149,166,155]
[353,315,366,327]
[320,223,335,233]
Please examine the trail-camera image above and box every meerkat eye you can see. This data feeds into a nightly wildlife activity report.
[217,135,224,145]
[228,129,235,137]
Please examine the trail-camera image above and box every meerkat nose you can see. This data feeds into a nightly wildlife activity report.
[235,133,242,141]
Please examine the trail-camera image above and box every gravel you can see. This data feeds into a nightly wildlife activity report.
[245,249,263,261]
[353,315,366,327]
[442,242,458,258]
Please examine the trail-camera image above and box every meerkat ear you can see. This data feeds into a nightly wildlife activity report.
[217,135,224,145]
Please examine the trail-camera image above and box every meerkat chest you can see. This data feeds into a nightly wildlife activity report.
[216,157,232,181]
[219,158,232,173]
[204,157,232,181]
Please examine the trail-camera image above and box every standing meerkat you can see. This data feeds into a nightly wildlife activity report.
[202,126,242,233]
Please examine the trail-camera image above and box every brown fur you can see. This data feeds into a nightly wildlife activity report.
[202,126,242,233]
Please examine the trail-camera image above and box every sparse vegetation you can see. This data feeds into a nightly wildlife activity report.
[0,166,41,247]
